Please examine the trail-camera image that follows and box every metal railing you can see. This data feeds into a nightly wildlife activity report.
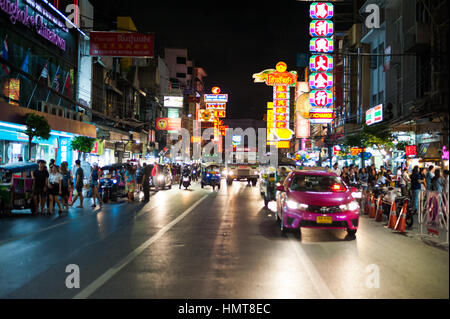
[418,190,449,246]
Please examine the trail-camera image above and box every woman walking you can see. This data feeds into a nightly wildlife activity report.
[60,162,72,213]
[125,164,137,203]
[432,169,444,193]
[411,166,425,214]
[48,165,63,215]
[89,163,103,209]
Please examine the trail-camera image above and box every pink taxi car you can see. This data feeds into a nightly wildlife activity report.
[276,170,360,237]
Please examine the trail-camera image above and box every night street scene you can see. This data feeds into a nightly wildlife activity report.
[0,0,449,308]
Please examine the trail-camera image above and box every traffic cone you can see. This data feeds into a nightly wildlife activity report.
[364,193,370,215]
[394,200,409,233]
[369,196,376,218]
[387,201,397,229]
[375,197,384,222]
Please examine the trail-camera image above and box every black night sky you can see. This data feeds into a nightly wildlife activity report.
[91,0,326,120]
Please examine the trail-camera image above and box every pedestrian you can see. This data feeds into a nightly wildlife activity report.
[431,169,444,193]
[359,168,369,192]
[47,165,63,215]
[136,163,143,192]
[443,170,449,198]
[368,168,377,189]
[331,163,341,177]
[399,167,411,197]
[89,163,103,209]
[70,160,84,209]
[425,165,435,191]
[411,166,425,213]
[125,164,136,203]
[32,160,49,215]
[142,163,151,202]
[419,167,428,191]
[60,161,72,213]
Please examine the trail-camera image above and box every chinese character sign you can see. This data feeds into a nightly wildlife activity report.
[310,2,334,19]
[309,2,334,125]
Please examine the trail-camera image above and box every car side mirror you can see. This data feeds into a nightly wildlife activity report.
[277,185,285,192]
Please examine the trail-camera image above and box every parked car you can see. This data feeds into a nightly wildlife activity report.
[276,170,360,238]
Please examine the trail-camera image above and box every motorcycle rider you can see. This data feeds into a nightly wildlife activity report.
[180,165,191,189]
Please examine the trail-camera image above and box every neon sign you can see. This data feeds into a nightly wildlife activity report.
[309,73,333,90]
[0,0,67,51]
[310,2,334,19]
[310,20,334,37]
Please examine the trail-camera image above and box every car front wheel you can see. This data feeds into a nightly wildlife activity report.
[347,229,357,237]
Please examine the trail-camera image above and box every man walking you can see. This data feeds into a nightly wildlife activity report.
[32,160,49,215]
[142,163,152,202]
[70,160,84,209]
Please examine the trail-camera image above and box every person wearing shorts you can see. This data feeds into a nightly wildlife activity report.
[70,160,84,209]
[89,163,103,209]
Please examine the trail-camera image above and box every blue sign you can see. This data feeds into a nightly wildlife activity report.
[204,94,228,103]
[362,152,372,160]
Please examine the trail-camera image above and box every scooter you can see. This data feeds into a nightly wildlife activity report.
[182,172,191,190]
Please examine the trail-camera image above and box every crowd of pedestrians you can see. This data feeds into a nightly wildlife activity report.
[331,163,449,214]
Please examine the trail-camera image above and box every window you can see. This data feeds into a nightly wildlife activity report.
[187,67,193,75]
[176,57,187,64]
[378,43,384,67]
[370,48,377,69]
[176,73,186,78]
[290,175,346,193]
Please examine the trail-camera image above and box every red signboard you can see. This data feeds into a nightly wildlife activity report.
[156,118,181,131]
[90,32,154,57]
[405,145,417,157]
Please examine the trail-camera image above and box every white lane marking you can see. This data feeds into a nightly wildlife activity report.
[73,194,209,299]
[287,234,336,299]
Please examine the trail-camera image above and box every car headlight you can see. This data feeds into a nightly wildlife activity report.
[339,201,359,212]
[286,199,309,211]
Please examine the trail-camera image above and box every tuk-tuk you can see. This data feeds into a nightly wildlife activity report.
[99,163,127,203]
[0,162,39,215]
[259,158,298,207]
[260,166,277,207]
[201,164,221,190]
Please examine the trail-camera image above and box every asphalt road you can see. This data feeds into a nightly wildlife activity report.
[0,180,448,299]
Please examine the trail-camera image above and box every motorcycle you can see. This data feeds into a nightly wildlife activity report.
[374,185,414,228]
[182,171,191,190]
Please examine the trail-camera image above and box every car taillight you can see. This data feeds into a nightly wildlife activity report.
[332,184,345,192]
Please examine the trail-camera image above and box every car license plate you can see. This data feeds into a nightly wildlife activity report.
[317,216,333,224]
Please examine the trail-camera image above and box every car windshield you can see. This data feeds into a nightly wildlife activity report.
[290,175,346,192]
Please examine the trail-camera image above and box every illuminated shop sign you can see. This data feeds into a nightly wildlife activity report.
[310,20,334,37]
[310,37,334,53]
[309,90,333,107]
[310,55,333,72]
[0,0,67,51]
[204,94,228,103]
[309,72,333,90]
[405,145,417,157]
[309,108,334,124]
[164,96,183,108]
[366,104,383,126]
[310,2,334,19]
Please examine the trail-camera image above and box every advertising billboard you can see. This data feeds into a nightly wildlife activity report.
[90,32,154,57]
[156,118,181,131]
[164,96,184,108]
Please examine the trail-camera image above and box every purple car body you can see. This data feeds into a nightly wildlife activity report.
[276,170,360,235]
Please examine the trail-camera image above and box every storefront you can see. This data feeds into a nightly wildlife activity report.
[0,121,75,165]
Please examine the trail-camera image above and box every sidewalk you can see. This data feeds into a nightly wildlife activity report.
[361,213,449,252]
